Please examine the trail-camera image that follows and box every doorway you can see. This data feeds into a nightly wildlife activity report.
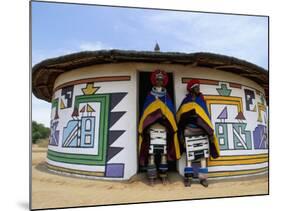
[137,71,177,171]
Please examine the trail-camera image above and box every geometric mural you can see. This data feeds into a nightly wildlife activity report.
[206,90,251,150]
[232,123,252,150]
[215,122,252,150]
[205,95,243,114]
[215,123,228,150]
[257,102,266,123]
[48,83,111,167]
[253,124,268,149]
[51,98,59,120]
[49,120,59,146]
[46,74,268,180]
[80,116,95,147]
[107,93,128,163]
[216,83,232,96]
[175,77,268,179]
[62,120,79,147]
[244,89,256,111]
[61,85,74,109]
[197,77,267,152]
[235,111,246,121]
[105,163,125,178]
[215,106,229,149]
[62,116,96,148]
[47,81,129,178]
[217,106,228,121]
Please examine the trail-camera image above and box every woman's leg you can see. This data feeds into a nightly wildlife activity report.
[147,145,157,185]
[159,151,168,184]
[198,158,208,187]
[184,159,193,187]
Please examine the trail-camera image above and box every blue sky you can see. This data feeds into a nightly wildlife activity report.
[32,1,268,127]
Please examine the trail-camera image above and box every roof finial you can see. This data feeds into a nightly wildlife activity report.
[154,41,160,52]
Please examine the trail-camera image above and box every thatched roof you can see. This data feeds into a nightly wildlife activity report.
[32,49,268,102]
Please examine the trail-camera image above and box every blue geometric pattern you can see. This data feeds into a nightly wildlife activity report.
[62,120,79,147]
[80,117,95,147]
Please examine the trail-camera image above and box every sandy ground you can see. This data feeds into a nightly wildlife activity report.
[32,145,268,210]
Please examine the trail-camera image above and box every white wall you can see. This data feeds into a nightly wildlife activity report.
[48,64,138,180]
[48,62,268,180]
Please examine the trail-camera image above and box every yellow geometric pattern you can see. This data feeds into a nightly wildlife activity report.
[204,95,243,113]
[208,156,268,166]
[60,99,66,109]
[257,102,266,122]
[82,83,99,95]
[86,104,95,112]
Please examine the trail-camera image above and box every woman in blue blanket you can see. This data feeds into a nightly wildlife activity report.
[177,79,220,187]
[138,69,181,185]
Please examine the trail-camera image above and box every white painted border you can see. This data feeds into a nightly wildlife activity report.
[209,171,268,180]
[208,162,268,172]
[46,158,106,172]
[47,168,127,181]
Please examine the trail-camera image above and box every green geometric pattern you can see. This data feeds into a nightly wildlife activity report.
[215,123,229,150]
[216,83,232,96]
[232,123,252,150]
[48,93,110,166]
[51,98,59,108]
[260,95,265,105]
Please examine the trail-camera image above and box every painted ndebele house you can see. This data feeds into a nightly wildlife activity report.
[32,50,269,180]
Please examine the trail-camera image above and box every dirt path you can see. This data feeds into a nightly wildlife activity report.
[32,147,268,210]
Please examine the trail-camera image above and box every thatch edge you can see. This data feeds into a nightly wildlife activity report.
[32,49,268,102]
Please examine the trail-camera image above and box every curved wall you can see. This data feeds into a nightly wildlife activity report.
[47,62,268,180]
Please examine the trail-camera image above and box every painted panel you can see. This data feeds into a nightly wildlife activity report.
[47,71,136,180]
[176,71,268,178]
